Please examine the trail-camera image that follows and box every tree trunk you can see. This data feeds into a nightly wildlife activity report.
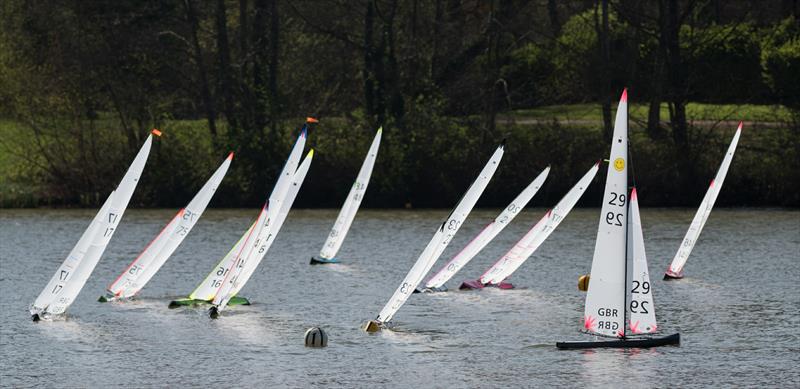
[547,0,561,37]
[252,0,269,134]
[484,0,500,141]
[384,0,404,128]
[599,0,612,141]
[664,0,688,149]
[430,0,443,80]
[184,0,217,138]
[216,0,236,132]
[268,0,279,136]
[239,0,248,56]
[363,1,376,126]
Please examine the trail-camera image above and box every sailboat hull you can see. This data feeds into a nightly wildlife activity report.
[663,269,684,280]
[310,256,340,265]
[414,286,448,293]
[491,281,514,289]
[556,333,680,349]
[459,279,485,290]
[167,296,251,309]
[459,280,514,290]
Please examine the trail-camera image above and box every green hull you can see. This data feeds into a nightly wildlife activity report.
[167,296,250,309]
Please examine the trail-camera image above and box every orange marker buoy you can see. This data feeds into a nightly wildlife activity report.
[578,274,590,292]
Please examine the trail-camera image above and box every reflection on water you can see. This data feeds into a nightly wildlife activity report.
[0,208,798,386]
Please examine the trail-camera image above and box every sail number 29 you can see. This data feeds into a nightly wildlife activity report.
[605,192,626,226]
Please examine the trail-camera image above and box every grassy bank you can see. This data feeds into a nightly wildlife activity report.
[1,103,797,208]
[507,102,793,125]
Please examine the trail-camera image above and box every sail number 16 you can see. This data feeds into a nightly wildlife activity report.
[605,192,626,226]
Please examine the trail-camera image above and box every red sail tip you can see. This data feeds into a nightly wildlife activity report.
[620,88,628,103]
[151,129,162,137]
[227,152,234,160]
[737,121,743,131]
[306,117,319,123]
[630,187,638,200]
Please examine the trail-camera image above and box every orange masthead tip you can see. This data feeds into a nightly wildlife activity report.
[306,117,319,123]
[620,88,628,103]
[151,129,162,137]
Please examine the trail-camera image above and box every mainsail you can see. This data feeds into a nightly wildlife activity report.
[189,128,307,301]
[424,166,550,289]
[479,162,599,285]
[106,152,233,299]
[665,123,742,278]
[318,128,382,260]
[583,89,628,338]
[30,132,154,317]
[213,150,313,311]
[628,188,657,334]
[374,143,504,324]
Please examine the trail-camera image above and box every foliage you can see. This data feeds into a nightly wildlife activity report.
[0,1,797,208]
[761,16,800,109]
[685,23,768,103]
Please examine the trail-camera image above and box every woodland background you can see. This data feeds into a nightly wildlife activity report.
[0,0,798,208]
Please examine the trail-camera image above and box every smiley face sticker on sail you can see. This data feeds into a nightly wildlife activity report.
[613,158,625,172]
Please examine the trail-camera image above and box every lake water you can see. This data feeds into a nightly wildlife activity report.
[1,208,798,387]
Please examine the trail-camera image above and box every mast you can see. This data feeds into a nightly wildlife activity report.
[623,91,631,339]
[623,187,630,339]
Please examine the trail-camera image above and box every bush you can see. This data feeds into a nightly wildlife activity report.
[761,17,800,109]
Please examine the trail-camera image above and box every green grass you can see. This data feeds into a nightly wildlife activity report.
[510,102,793,123]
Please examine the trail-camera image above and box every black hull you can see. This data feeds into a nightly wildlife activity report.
[310,256,339,265]
[556,333,680,349]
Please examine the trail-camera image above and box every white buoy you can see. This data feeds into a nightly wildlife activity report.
[304,327,328,347]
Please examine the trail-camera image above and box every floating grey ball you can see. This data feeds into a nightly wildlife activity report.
[304,327,328,347]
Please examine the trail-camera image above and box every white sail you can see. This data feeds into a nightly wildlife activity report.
[108,152,233,298]
[375,144,504,323]
[319,128,382,260]
[30,134,153,316]
[584,89,628,338]
[191,207,265,301]
[666,124,742,277]
[214,150,313,310]
[189,128,307,301]
[480,162,600,285]
[628,188,657,334]
[425,166,550,289]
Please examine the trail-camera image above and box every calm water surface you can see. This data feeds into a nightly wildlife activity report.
[1,208,798,387]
